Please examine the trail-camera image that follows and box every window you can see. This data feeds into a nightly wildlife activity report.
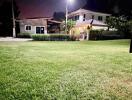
[25,25,31,31]
[75,15,79,21]
[36,27,44,34]
[83,14,86,21]
[92,15,95,19]
[106,16,110,19]
[98,16,103,21]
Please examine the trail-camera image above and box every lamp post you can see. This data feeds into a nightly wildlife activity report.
[65,0,74,34]
[12,0,16,38]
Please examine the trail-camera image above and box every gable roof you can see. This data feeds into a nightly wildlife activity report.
[20,17,52,20]
[48,20,62,24]
[68,8,111,16]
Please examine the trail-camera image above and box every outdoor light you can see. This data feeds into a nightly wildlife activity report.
[65,0,75,34]
[68,0,75,4]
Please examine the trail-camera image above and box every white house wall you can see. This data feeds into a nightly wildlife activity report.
[68,9,111,23]
[92,26,108,30]
[19,18,48,34]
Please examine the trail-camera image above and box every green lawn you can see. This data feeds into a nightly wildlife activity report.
[0,40,132,100]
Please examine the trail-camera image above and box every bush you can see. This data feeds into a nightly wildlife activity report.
[31,34,50,41]
[17,33,32,38]
[31,34,76,41]
[50,34,70,41]
[89,30,102,40]
[89,30,123,40]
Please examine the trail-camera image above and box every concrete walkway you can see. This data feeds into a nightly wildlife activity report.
[0,37,32,42]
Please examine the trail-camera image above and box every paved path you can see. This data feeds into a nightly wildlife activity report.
[0,37,32,42]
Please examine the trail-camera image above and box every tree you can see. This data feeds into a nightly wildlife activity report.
[0,0,20,36]
[106,16,131,38]
[67,20,75,34]
[60,20,75,34]
[53,12,65,21]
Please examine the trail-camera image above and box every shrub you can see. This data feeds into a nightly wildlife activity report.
[31,34,76,41]
[31,34,50,41]
[50,34,70,41]
[17,33,32,38]
[89,30,123,40]
[89,30,102,40]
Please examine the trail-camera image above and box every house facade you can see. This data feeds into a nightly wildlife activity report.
[68,9,111,33]
[19,17,61,34]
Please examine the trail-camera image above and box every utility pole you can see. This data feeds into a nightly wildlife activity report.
[65,0,68,34]
[130,38,132,53]
[12,0,16,38]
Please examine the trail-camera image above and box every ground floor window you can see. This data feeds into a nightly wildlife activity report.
[36,27,45,34]
[25,25,31,31]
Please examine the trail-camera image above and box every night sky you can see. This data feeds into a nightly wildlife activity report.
[1,0,132,18]
[14,0,86,18]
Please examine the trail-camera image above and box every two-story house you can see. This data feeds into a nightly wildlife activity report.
[68,8,111,34]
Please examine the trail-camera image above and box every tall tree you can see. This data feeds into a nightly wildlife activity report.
[53,12,65,21]
[0,0,20,36]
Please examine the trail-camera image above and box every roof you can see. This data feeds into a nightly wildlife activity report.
[76,19,107,27]
[68,8,111,17]
[19,18,62,26]
[48,20,62,24]
[20,17,52,20]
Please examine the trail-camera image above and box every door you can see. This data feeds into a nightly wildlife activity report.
[36,27,45,34]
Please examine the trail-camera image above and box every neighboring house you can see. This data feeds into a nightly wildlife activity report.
[68,8,111,33]
[19,17,62,34]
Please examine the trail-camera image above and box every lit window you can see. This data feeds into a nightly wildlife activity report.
[26,25,31,30]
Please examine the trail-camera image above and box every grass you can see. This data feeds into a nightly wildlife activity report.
[0,40,132,100]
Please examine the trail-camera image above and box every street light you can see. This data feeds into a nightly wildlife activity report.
[12,0,16,38]
[65,0,74,34]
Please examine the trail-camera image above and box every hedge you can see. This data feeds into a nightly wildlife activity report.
[17,33,32,38]
[89,30,123,40]
[31,34,76,41]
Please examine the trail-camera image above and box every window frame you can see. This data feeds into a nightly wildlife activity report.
[25,25,32,31]
[35,26,45,34]
[98,16,103,21]
[83,14,86,21]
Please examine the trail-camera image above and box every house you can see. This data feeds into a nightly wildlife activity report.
[19,17,62,34]
[68,8,111,34]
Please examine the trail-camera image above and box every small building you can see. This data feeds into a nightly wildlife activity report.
[68,8,111,34]
[19,17,62,34]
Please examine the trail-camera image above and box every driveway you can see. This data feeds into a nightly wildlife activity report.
[0,37,32,42]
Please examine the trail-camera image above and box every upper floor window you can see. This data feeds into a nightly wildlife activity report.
[106,16,110,19]
[25,25,31,31]
[92,15,95,19]
[75,15,79,21]
[98,16,103,21]
[83,14,86,21]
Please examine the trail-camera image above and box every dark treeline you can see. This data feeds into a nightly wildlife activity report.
[0,0,20,36]
[83,0,132,19]
[53,12,65,21]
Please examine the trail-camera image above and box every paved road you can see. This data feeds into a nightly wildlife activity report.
[0,37,32,42]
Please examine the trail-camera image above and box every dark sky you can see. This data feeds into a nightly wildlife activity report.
[14,0,87,18]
